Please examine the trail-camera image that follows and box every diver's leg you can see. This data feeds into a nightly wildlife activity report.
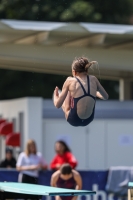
[53,87,61,107]
[53,88,71,119]
[62,91,71,119]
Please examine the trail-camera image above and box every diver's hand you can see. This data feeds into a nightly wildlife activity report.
[54,86,59,98]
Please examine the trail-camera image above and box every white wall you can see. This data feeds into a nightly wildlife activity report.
[43,118,133,170]
[0,97,43,159]
[106,119,133,167]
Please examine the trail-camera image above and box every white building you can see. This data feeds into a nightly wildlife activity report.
[0,97,133,170]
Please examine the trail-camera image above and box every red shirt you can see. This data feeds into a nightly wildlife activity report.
[50,152,77,170]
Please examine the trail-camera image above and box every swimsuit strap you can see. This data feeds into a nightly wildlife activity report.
[87,76,96,100]
[75,77,87,95]
[87,75,90,95]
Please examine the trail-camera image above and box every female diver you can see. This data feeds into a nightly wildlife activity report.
[53,57,108,127]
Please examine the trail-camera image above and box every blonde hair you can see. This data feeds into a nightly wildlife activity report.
[25,139,37,156]
[72,57,98,73]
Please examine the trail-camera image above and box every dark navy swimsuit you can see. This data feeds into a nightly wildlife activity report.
[67,75,96,127]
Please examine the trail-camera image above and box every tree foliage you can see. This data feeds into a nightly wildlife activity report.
[0,0,133,24]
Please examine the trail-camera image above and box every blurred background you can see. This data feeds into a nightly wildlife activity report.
[0,0,133,199]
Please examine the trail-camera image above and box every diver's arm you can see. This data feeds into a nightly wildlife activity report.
[95,78,109,100]
[53,78,70,108]
[96,91,105,99]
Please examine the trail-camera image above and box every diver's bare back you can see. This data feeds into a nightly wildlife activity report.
[68,75,97,119]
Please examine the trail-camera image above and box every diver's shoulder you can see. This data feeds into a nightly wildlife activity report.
[66,76,76,83]
[89,75,96,79]
[66,76,74,80]
[52,170,61,178]
[89,75,98,81]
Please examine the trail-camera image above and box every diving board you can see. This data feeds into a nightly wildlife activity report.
[128,182,133,200]
[0,182,96,200]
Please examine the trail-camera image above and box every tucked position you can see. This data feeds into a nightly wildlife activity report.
[53,57,108,126]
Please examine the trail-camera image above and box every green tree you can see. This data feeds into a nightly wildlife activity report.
[0,0,133,24]
[60,1,101,22]
[89,0,133,24]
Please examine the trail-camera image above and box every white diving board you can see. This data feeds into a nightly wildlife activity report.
[0,182,96,199]
[128,182,133,200]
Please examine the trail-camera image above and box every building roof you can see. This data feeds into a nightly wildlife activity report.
[0,20,133,79]
[2,19,133,33]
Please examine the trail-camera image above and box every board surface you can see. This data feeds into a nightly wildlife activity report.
[0,182,96,196]
[128,182,133,187]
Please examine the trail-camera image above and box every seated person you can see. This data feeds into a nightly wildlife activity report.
[51,163,82,200]
[0,147,16,168]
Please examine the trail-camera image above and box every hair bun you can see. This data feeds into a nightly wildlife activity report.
[85,63,90,70]
[86,61,98,69]
[72,57,98,73]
